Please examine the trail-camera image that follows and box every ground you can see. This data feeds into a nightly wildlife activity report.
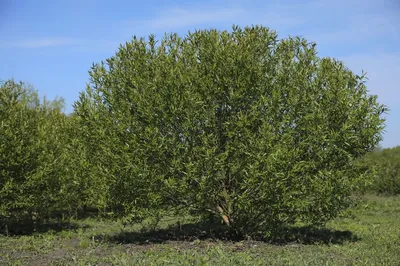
[1,194,399,265]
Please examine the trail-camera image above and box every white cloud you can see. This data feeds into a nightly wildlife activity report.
[141,7,245,31]
[0,38,76,48]
[302,12,400,48]
[122,5,307,35]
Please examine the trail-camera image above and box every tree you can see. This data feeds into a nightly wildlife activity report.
[74,25,387,237]
[0,79,81,221]
[363,146,400,195]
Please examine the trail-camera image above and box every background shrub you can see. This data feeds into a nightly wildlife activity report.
[0,79,82,221]
[362,146,400,195]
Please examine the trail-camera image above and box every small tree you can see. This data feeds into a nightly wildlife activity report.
[74,25,387,237]
[0,79,81,221]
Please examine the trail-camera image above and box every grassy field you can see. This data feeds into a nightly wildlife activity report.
[1,194,399,265]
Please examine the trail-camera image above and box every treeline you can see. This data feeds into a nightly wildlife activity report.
[0,80,94,221]
[0,25,390,237]
[362,146,400,195]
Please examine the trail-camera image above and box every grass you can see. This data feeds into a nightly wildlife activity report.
[1,194,399,265]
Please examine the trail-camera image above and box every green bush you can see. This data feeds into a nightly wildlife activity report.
[363,146,400,195]
[73,25,386,237]
[65,112,112,214]
[0,79,82,220]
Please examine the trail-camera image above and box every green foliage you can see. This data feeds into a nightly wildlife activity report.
[74,25,387,236]
[66,113,113,214]
[363,146,400,195]
[0,79,81,220]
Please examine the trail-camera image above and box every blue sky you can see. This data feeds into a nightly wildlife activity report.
[1,0,399,147]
